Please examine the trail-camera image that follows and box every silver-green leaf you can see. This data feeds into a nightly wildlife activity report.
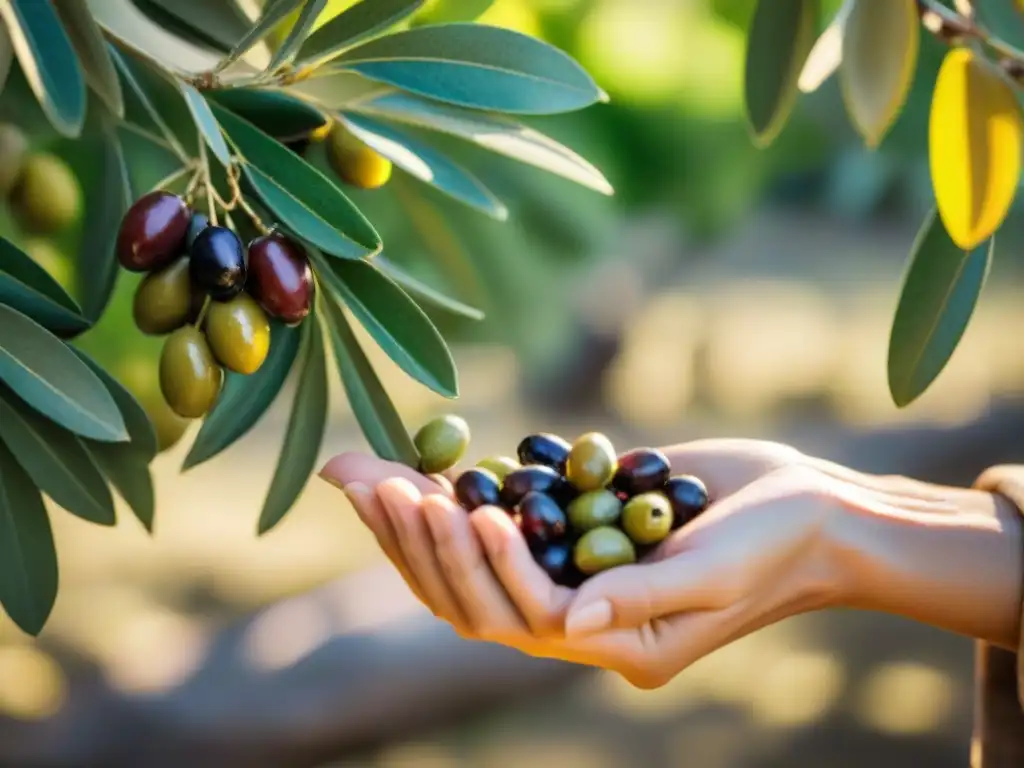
[0,237,89,336]
[215,0,305,73]
[182,84,232,165]
[296,0,426,68]
[266,0,327,72]
[54,0,123,118]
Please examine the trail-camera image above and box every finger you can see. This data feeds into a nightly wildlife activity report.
[377,478,469,629]
[421,494,528,640]
[471,507,574,636]
[320,452,451,498]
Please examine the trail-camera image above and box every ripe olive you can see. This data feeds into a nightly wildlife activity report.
[476,455,520,482]
[454,468,500,511]
[12,152,82,235]
[664,475,709,529]
[414,414,470,474]
[117,191,190,272]
[573,526,636,575]
[517,433,570,473]
[132,257,192,335]
[565,432,617,492]
[186,212,210,251]
[622,492,673,545]
[246,232,314,324]
[159,326,223,418]
[500,465,566,508]
[190,225,246,301]
[535,541,583,587]
[0,123,28,198]
[204,293,271,375]
[518,491,568,550]
[326,123,393,190]
[567,489,622,532]
[612,447,672,496]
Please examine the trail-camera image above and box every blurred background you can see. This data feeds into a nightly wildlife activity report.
[4,0,1024,766]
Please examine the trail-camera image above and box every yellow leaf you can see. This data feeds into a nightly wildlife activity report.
[840,0,919,148]
[929,48,1023,250]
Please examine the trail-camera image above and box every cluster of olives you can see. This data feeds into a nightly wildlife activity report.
[116,190,314,419]
[0,123,81,236]
[413,417,710,587]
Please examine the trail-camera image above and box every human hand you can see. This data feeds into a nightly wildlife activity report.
[319,439,1021,688]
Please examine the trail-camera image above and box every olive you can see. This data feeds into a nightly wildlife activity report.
[573,526,636,575]
[535,541,583,587]
[326,123,393,190]
[565,432,618,492]
[185,212,210,251]
[518,491,568,550]
[24,238,71,291]
[622,492,673,545]
[116,191,190,272]
[567,489,622,532]
[0,123,28,198]
[499,465,567,508]
[12,152,82,235]
[190,225,246,301]
[476,456,520,482]
[159,326,223,418]
[414,414,470,474]
[139,389,191,452]
[284,137,310,156]
[516,433,571,473]
[664,475,709,529]
[132,257,192,335]
[246,232,314,324]
[454,468,500,511]
[204,293,270,375]
[612,447,672,496]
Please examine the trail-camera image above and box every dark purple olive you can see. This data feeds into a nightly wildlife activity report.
[247,232,314,324]
[518,491,567,550]
[664,475,709,529]
[116,191,190,272]
[500,465,567,508]
[190,225,246,301]
[454,468,501,511]
[186,212,210,251]
[516,433,571,473]
[612,448,672,496]
[535,541,584,587]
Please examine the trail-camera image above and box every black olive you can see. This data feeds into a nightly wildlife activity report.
[664,474,709,529]
[534,541,584,587]
[454,468,501,511]
[611,447,672,496]
[516,432,571,473]
[518,491,568,550]
[500,465,567,508]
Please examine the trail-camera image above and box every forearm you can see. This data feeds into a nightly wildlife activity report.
[829,483,1023,649]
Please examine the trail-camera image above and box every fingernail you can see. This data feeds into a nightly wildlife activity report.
[565,599,613,637]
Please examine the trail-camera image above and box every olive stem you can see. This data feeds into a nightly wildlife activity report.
[182,165,205,206]
[194,295,213,329]
[118,122,190,163]
[198,139,219,227]
[237,195,271,235]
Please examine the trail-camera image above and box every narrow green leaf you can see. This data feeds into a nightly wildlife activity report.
[85,445,154,533]
[744,0,817,147]
[76,119,133,322]
[130,0,251,52]
[212,104,381,258]
[0,22,13,95]
[0,237,89,336]
[333,23,605,114]
[0,0,86,137]
[0,438,57,636]
[887,209,993,407]
[376,256,483,320]
[215,0,305,72]
[319,293,418,466]
[296,0,426,68]
[340,112,506,218]
[287,69,392,108]
[206,87,327,139]
[181,84,232,165]
[0,392,115,526]
[267,0,327,72]
[72,348,158,460]
[110,45,194,158]
[0,305,127,442]
[354,91,613,194]
[257,313,328,534]
[54,0,123,118]
[184,320,302,470]
[311,249,458,397]
[413,0,495,24]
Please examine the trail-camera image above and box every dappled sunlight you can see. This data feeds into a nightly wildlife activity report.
[748,651,846,727]
[854,661,956,735]
[0,645,66,721]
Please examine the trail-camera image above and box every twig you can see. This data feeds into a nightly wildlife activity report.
[118,121,188,160]
[917,0,1024,72]
[198,139,219,227]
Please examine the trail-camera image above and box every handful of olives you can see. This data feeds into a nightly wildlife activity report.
[117,190,315,420]
[413,417,710,587]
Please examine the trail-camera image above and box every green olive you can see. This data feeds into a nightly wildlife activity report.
[414,414,470,474]
[573,526,636,575]
[23,238,71,291]
[326,123,393,190]
[476,455,520,482]
[622,492,673,545]
[567,489,622,532]
[565,432,618,492]
[205,293,271,375]
[139,389,191,452]
[12,152,82,234]
[132,257,192,335]
[0,123,28,198]
[159,326,223,418]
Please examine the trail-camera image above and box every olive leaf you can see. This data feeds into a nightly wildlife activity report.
[266,0,327,73]
[0,438,58,636]
[0,21,13,96]
[206,87,327,139]
[412,0,495,24]
[72,348,157,460]
[0,237,89,336]
[86,445,154,533]
[54,0,123,118]
[296,0,426,68]
[376,255,483,321]
[181,84,231,165]
[111,45,195,158]
[257,312,328,534]
[215,0,305,73]
[129,0,251,53]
